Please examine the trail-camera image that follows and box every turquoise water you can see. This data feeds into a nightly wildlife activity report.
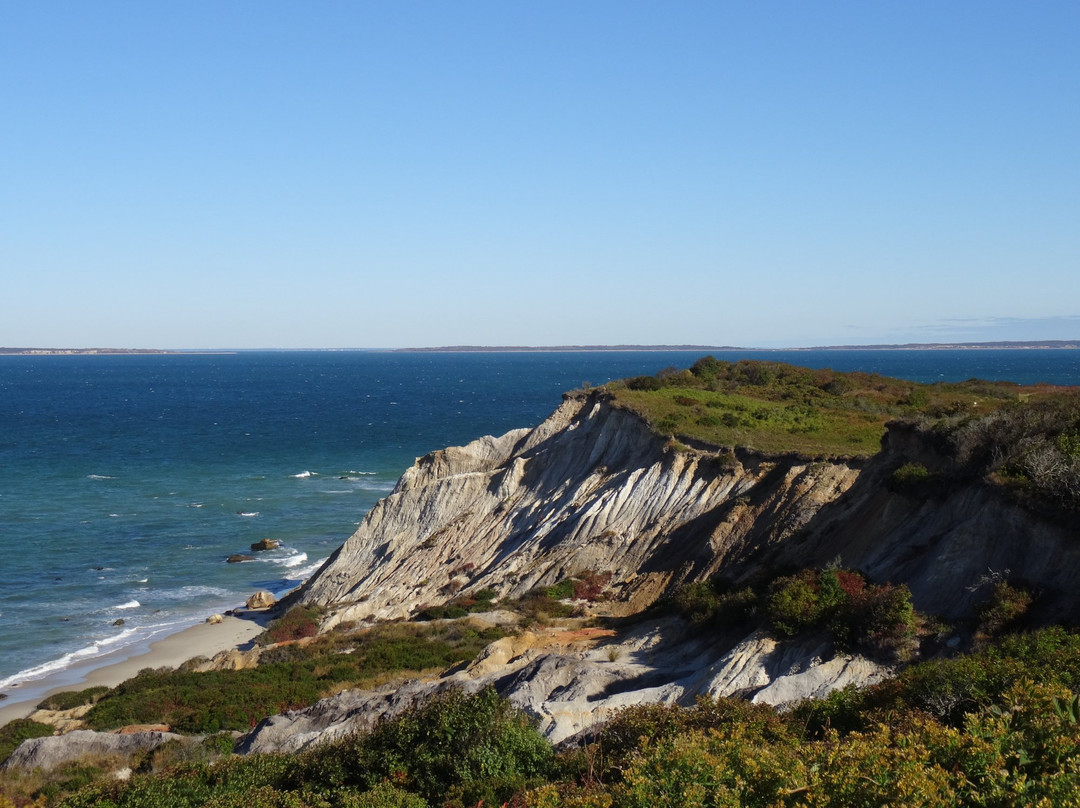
[1,349,1078,700]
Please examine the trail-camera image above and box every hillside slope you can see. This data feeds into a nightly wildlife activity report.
[299,389,1079,625]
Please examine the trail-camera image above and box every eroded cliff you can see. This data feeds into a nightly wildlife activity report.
[299,392,865,624]
[300,390,1080,626]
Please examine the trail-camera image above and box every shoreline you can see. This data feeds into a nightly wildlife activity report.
[0,610,271,729]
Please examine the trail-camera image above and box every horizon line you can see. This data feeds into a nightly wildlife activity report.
[3,339,1080,356]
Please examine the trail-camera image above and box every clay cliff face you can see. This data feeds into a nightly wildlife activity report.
[299,392,864,624]
[301,391,1080,625]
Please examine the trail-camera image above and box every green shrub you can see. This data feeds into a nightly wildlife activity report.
[544,579,575,600]
[82,622,507,734]
[0,718,53,766]
[842,582,918,661]
[671,581,757,631]
[766,570,827,637]
[340,781,428,808]
[304,686,553,806]
[37,686,110,712]
[585,697,791,784]
[977,581,1033,638]
[889,461,938,494]
[625,375,661,392]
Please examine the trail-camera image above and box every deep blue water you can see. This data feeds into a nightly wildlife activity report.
[1,349,1078,699]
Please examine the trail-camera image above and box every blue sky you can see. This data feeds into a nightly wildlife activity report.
[2,2,1077,349]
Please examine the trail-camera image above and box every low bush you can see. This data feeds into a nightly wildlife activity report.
[36,686,110,712]
[572,571,611,602]
[765,568,917,661]
[301,686,553,807]
[79,621,508,734]
[257,605,323,646]
[0,718,53,766]
[977,581,1033,639]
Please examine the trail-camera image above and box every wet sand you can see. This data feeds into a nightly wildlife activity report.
[0,611,269,728]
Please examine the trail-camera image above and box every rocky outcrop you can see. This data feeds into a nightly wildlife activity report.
[1,729,182,772]
[300,392,863,625]
[246,591,276,610]
[301,392,1080,625]
[239,617,889,753]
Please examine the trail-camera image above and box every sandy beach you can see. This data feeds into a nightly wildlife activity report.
[0,611,269,728]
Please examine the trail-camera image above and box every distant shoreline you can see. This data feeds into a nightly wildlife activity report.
[395,341,1080,352]
[0,349,237,356]
[3,341,1078,356]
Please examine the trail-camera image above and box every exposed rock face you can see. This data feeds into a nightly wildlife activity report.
[1,729,182,772]
[300,393,863,624]
[251,539,281,552]
[239,619,889,753]
[301,392,1080,624]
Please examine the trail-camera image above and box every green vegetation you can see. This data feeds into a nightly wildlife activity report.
[36,686,110,713]
[609,357,1080,513]
[257,605,324,645]
[74,619,508,734]
[0,718,53,766]
[669,566,918,662]
[8,629,1080,807]
[414,588,497,621]
[607,356,1071,460]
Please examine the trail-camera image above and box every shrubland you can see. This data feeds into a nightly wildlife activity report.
[70,618,509,735]
[6,629,1080,807]
[609,357,1080,510]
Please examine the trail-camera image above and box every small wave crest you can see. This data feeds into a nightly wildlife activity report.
[291,471,317,479]
[86,474,115,481]
[292,557,328,580]
[237,511,259,517]
[271,551,308,569]
[114,600,140,610]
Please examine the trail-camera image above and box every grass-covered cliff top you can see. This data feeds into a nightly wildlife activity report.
[605,356,1076,459]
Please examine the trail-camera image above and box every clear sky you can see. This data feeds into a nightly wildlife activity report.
[2,2,1078,349]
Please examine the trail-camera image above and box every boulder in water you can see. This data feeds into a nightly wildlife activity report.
[226,554,255,564]
[246,591,276,610]
[251,539,281,552]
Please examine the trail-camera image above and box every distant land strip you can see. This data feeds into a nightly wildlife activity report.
[396,341,1080,352]
[0,348,236,356]
[3,341,1078,356]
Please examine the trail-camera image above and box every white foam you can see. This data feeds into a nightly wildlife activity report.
[114,600,140,610]
[272,552,308,569]
[87,474,115,481]
[0,628,138,690]
[237,511,259,517]
[292,557,329,580]
[291,470,316,478]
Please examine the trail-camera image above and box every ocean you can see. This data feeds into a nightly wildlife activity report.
[1,349,1078,704]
